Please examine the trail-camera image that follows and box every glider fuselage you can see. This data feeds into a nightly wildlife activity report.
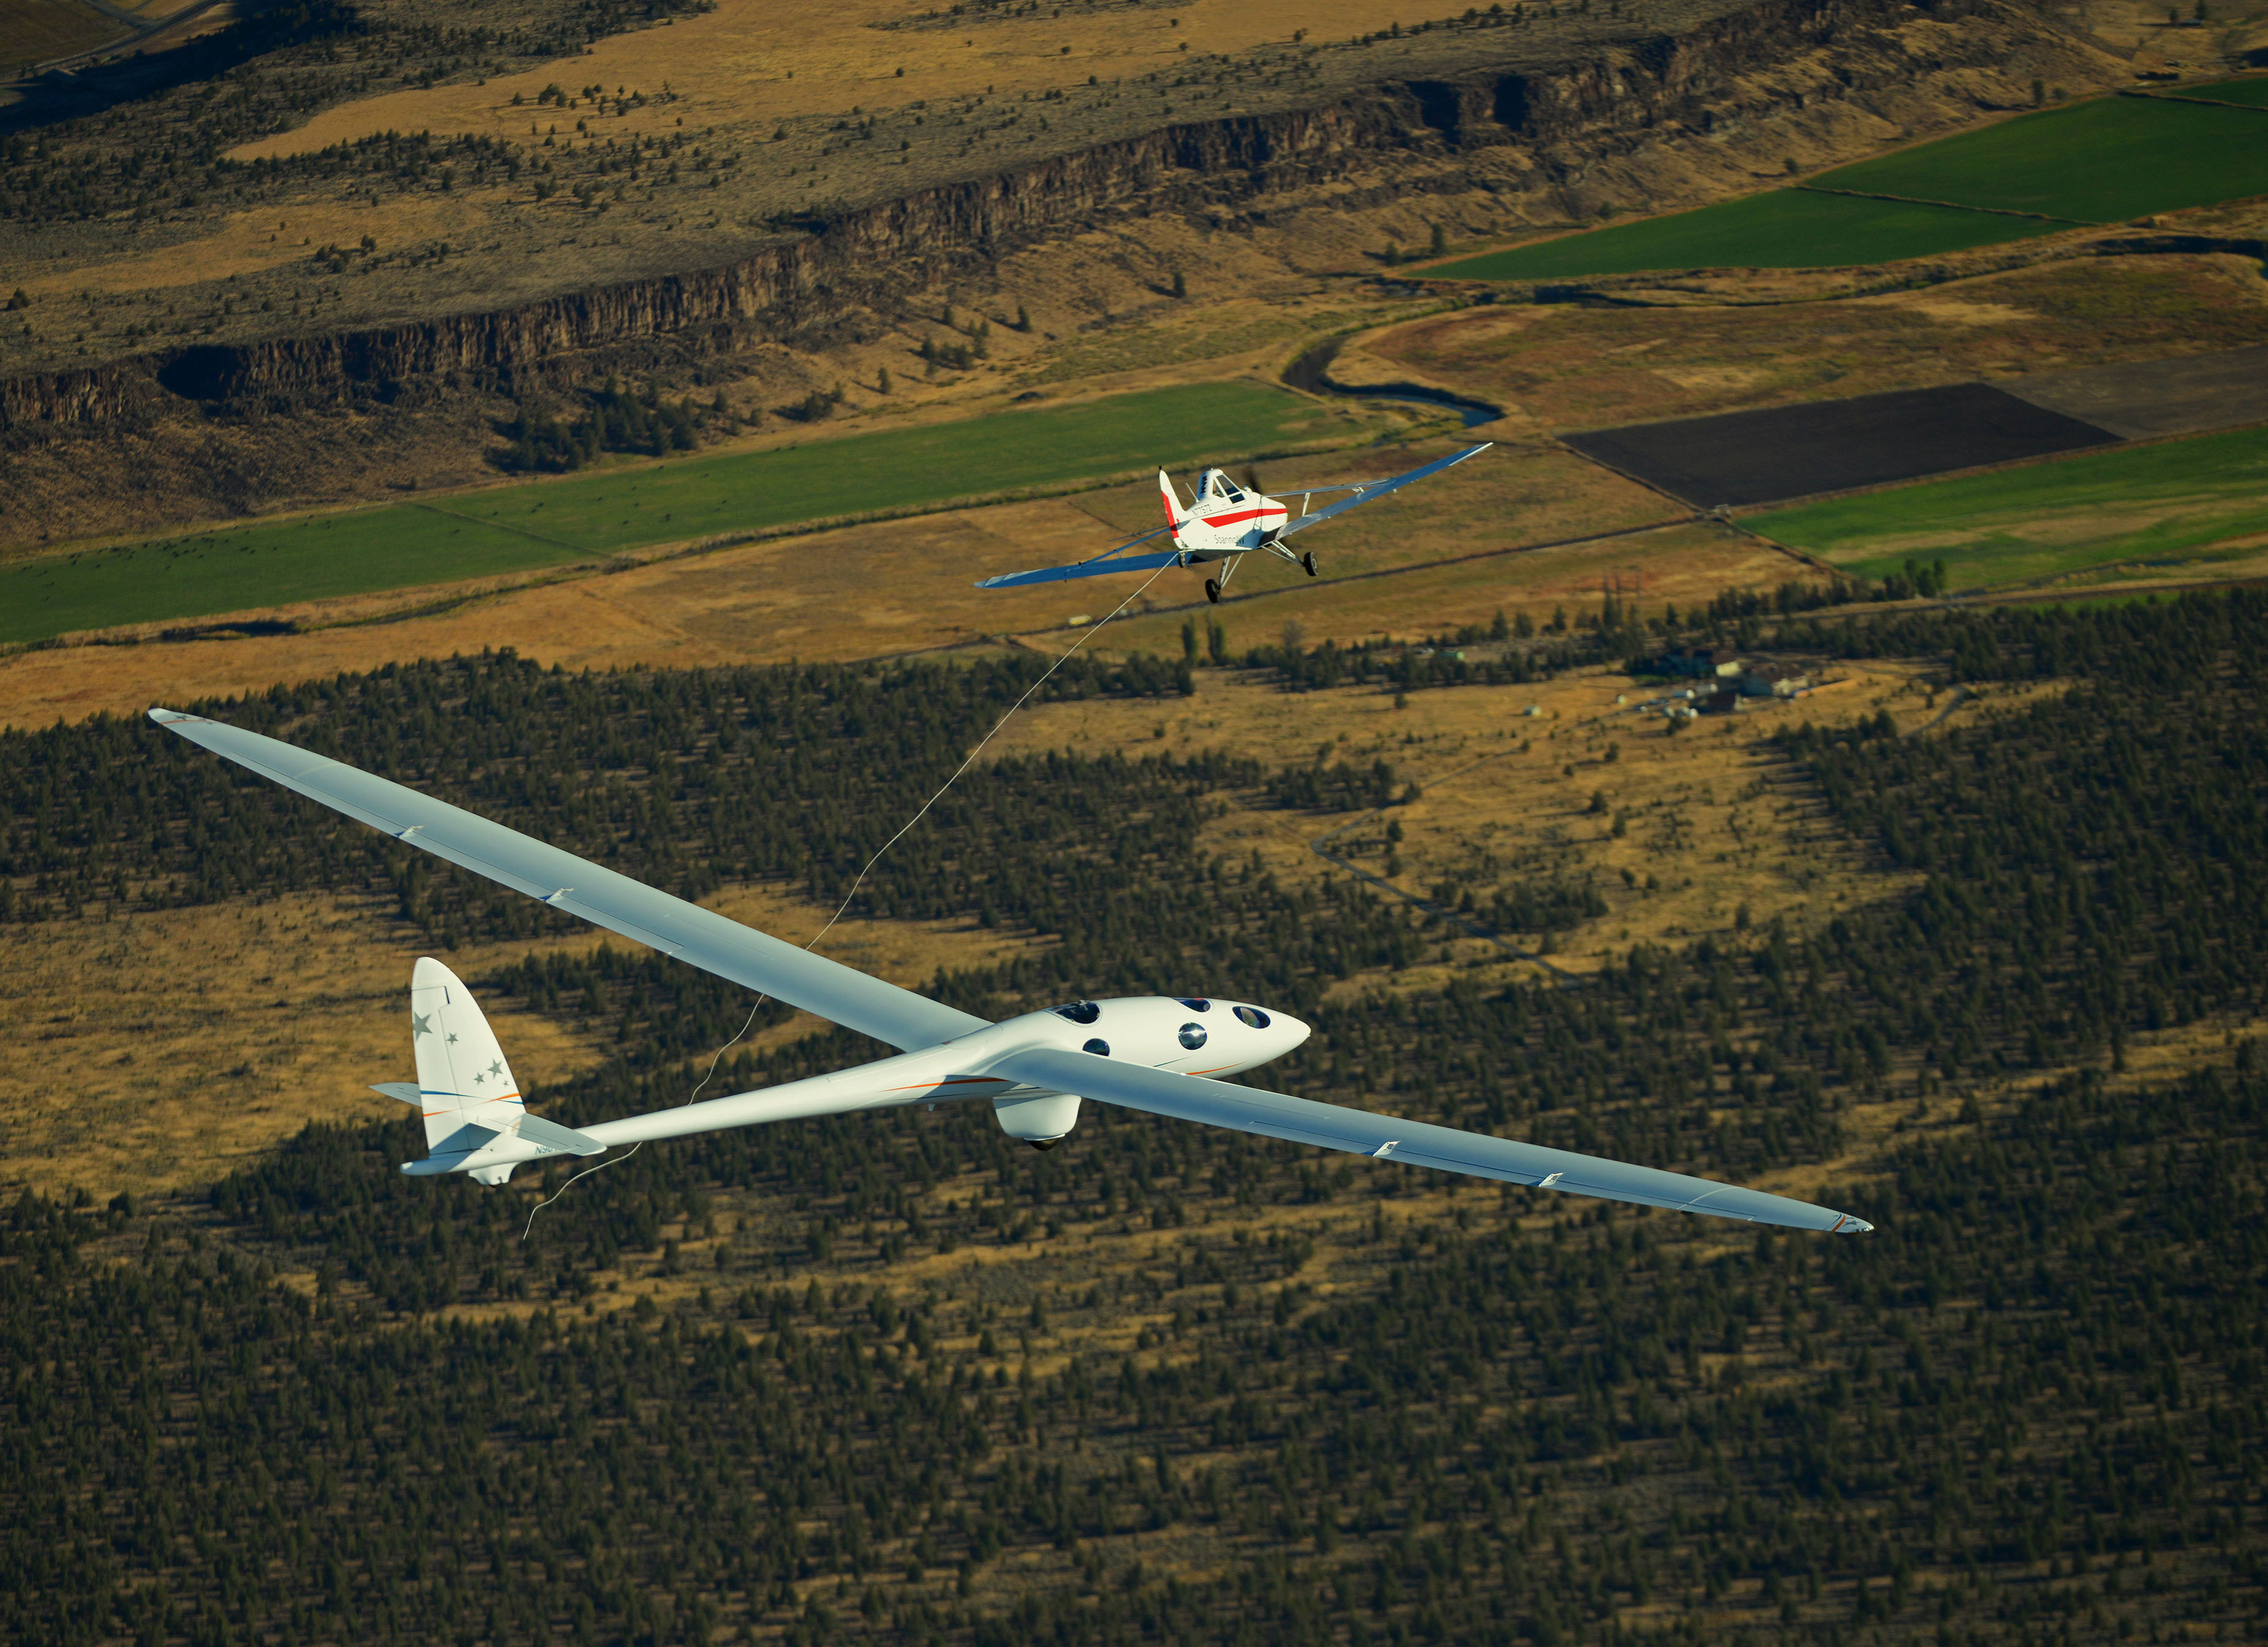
[441,996,1310,1175]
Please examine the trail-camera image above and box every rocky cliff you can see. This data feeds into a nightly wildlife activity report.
[0,0,2079,431]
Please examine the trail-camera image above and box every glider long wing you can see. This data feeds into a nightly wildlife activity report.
[147,709,991,1053]
[1276,442,1493,540]
[982,1048,1871,1232]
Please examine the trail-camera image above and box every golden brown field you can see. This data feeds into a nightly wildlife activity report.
[1366,254,2268,434]
[981,651,1952,976]
[0,875,1052,1201]
[225,0,1500,167]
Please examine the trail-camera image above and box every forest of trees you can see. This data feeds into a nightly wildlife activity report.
[497,379,712,474]
[2,593,2264,1644]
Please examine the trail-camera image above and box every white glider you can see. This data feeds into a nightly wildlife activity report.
[148,707,1872,1233]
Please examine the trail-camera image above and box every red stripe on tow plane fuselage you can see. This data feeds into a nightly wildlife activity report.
[1196,507,1286,530]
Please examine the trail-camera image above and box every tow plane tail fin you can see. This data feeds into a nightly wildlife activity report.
[1157,469,1185,543]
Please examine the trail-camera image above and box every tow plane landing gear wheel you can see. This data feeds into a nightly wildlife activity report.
[1205,578,1221,604]
[1302,551,1319,578]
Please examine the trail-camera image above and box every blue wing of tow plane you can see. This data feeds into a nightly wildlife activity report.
[973,443,1492,590]
[974,549,1187,590]
[1274,442,1492,540]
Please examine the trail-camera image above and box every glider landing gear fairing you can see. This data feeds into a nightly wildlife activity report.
[150,708,1873,1235]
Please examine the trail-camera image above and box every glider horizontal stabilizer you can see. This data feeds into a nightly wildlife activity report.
[148,709,990,1053]
[980,1047,1872,1233]
[519,1113,607,1157]
[371,1085,604,1159]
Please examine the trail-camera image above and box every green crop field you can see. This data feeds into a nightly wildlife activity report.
[1812,96,2268,222]
[0,382,1345,646]
[0,0,125,71]
[1427,93,2268,282]
[1422,189,2065,282]
[1747,426,2268,591]
[2164,77,2268,110]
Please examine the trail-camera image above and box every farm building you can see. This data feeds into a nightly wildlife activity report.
[1661,648,1746,678]
[1742,663,1812,697]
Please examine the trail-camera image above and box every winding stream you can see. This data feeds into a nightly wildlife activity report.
[1284,338,1504,430]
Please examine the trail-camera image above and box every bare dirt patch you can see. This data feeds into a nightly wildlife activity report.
[1563,382,2117,508]
[0,892,601,1201]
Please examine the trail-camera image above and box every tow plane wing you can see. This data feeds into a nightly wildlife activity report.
[974,443,1492,596]
[1273,442,1492,539]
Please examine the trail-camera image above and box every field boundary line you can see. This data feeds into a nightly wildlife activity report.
[408,502,592,555]
[1790,184,2096,227]
[1544,436,1843,579]
[638,429,1404,562]
[2123,88,2268,115]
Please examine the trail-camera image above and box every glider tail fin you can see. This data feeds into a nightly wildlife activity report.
[377,960,603,1184]
[408,956,526,1156]
[1157,469,1185,544]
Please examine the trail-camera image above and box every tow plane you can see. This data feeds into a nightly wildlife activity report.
[148,706,1872,1236]
[977,442,1492,604]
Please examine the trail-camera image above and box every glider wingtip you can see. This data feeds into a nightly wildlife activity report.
[1831,1213,1875,1235]
[147,706,194,726]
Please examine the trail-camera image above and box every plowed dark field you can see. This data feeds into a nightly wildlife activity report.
[1561,382,2119,506]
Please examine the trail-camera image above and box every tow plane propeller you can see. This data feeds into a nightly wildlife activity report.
[976,442,1493,604]
[148,706,1872,1235]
